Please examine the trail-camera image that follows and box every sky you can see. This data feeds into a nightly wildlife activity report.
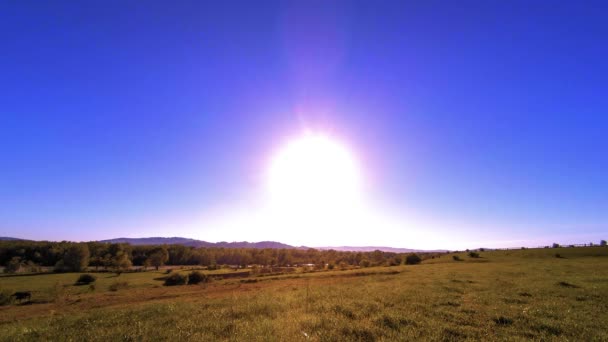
[1,1,606,250]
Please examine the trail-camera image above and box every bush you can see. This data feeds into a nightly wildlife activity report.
[452,256,462,261]
[0,289,14,306]
[5,257,23,273]
[493,316,513,325]
[405,254,422,265]
[388,257,402,266]
[187,271,207,285]
[359,259,371,268]
[75,274,96,285]
[164,272,188,286]
[468,252,480,258]
[109,281,129,292]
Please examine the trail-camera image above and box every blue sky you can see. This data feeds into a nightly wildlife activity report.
[1,1,606,249]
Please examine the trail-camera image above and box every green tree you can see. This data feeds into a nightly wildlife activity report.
[601,240,607,247]
[112,252,132,273]
[60,244,90,272]
[143,258,151,270]
[149,248,169,270]
[5,256,23,273]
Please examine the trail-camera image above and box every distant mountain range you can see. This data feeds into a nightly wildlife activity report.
[0,237,30,241]
[99,237,295,249]
[1,236,444,252]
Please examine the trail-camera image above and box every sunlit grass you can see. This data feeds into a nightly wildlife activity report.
[1,247,607,341]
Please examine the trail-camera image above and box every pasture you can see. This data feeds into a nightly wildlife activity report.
[1,247,607,341]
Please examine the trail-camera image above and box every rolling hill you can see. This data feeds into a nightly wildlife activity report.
[99,237,296,249]
[1,236,437,252]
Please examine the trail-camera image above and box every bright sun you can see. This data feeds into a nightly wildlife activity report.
[267,134,362,215]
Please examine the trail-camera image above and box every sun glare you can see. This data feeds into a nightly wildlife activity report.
[267,134,362,216]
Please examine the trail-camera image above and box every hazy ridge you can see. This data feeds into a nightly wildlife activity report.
[0,236,444,252]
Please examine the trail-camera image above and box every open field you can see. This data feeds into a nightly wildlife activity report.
[1,247,607,341]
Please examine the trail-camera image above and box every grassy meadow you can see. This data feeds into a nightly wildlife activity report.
[1,247,607,341]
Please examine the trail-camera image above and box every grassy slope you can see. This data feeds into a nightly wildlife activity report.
[1,247,607,341]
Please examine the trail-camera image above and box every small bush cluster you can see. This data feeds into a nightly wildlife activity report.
[452,255,462,261]
[468,252,480,258]
[164,272,188,286]
[405,254,421,265]
[187,271,207,285]
[0,289,14,306]
[109,281,129,291]
[388,257,402,266]
[163,271,210,286]
[359,260,371,268]
[75,274,96,285]
[493,316,514,325]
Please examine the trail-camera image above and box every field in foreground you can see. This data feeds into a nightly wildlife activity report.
[1,247,607,341]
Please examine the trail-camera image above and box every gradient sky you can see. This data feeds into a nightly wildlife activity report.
[1,1,606,249]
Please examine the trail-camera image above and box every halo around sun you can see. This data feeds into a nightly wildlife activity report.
[266,133,363,216]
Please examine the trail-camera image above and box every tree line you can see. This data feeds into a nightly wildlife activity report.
[0,240,419,273]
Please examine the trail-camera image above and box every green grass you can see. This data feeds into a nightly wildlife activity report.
[1,247,607,341]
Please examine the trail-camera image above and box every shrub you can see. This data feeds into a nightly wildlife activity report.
[359,259,371,268]
[187,271,207,285]
[75,274,96,285]
[452,256,462,261]
[25,261,42,273]
[109,281,129,291]
[164,272,188,286]
[552,243,560,248]
[405,254,422,265]
[5,257,23,273]
[328,263,335,270]
[388,257,402,266]
[0,289,14,306]
[468,252,480,258]
[493,316,513,325]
